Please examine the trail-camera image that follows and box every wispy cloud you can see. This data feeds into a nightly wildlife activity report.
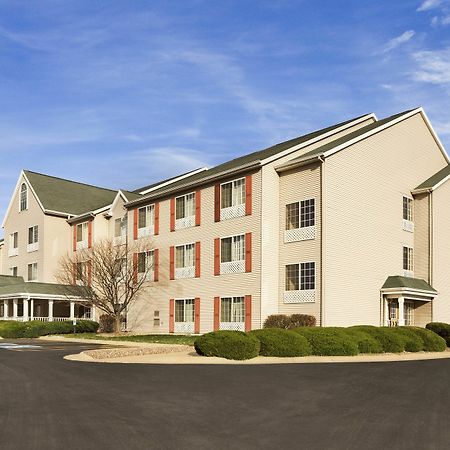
[382,30,415,53]
[417,0,443,12]
[411,49,450,85]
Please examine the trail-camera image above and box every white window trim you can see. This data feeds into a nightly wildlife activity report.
[27,261,38,282]
[19,182,28,212]
[76,222,89,250]
[174,298,195,333]
[219,295,245,331]
[284,197,316,243]
[402,195,414,233]
[220,177,246,221]
[283,261,316,303]
[137,204,155,237]
[402,245,414,277]
[175,192,196,230]
[9,266,18,277]
[27,225,39,253]
[137,250,155,281]
[8,232,18,257]
[220,234,245,274]
[175,243,195,279]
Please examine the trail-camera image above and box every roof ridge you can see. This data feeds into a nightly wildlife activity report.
[24,170,119,194]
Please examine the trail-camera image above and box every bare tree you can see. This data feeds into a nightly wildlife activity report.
[57,238,154,333]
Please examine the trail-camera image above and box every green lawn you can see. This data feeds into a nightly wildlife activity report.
[62,333,196,346]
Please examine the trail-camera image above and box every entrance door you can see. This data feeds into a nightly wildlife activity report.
[388,300,399,327]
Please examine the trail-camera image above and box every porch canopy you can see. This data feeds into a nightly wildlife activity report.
[380,275,437,327]
[0,275,93,322]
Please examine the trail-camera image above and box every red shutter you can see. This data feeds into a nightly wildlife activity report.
[73,225,77,252]
[245,232,252,273]
[195,190,201,226]
[169,299,175,333]
[195,242,201,278]
[214,296,220,331]
[154,202,160,235]
[245,295,252,332]
[214,238,220,276]
[169,246,175,280]
[133,208,138,240]
[170,198,175,231]
[154,248,159,282]
[87,261,92,286]
[245,175,252,216]
[88,220,93,248]
[133,253,138,284]
[214,184,221,222]
[194,297,200,333]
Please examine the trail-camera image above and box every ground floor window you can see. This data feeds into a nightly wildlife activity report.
[220,296,245,331]
[174,299,195,333]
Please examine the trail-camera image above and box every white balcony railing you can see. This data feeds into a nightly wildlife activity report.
[27,242,39,253]
[113,235,126,245]
[220,260,245,275]
[8,248,18,257]
[284,226,316,243]
[283,290,316,304]
[174,322,195,333]
[175,266,195,279]
[220,203,245,221]
[403,270,414,278]
[76,240,88,250]
[220,322,245,331]
[138,226,154,238]
[402,220,414,233]
[175,215,195,230]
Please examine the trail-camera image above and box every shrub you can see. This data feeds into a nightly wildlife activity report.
[194,331,260,360]
[392,328,423,352]
[263,314,316,330]
[350,326,406,353]
[293,327,359,356]
[0,320,99,338]
[407,327,446,352]
[344,328,383,354]
[99,315,116,333]
[426,322,450,346]
[251,328,312,357]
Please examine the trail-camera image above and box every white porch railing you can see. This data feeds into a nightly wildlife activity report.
[175,266,195,279]
[138,226,154,238]
[2,316,91,322]
[220,322,245,331]
[175,215,195,230]
[220,260,245,275]
[27,242,39,253]
[174,322,194,333]
[220,204,245,221]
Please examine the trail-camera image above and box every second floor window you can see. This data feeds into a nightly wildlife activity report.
[286,199,315,230]
[221,178,245,210]
[20,183,28,211]
[285,262,315,291]
[10,266,18,276]
[138,250,155,280]
[28,225,38,244]
[403,246,413,273]
[8,232,18,257]
[221,234,245,263]
[114,217,127,243]
[403,197,413,221]
[76,222,88,248]
[176,244,195,269]
[176,193,195,222]
[138,205,154,236]
[27,262,38,281]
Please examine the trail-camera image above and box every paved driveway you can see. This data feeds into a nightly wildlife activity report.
[1,339,449,450]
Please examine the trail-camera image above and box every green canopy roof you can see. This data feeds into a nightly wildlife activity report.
[414,164,450,191]
[382,276,436,293]
[0,278,89,298]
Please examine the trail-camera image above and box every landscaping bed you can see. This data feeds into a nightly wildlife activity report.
[60,333,197,346]
[0,320,99,338]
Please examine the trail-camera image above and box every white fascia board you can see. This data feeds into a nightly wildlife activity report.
[105,191,127,217]
[380,287,437,298]
[260,113,377,166]
[138,167,209,195]
[0,292,86,300]
[419,107,450,164]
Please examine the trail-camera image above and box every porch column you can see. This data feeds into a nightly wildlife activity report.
[3,300,8,318]
[398,297,405,326]
[48,300,54,322]
[384,298,389,326]
[13,299,18,319]
[23,299,29,321]
[91,306,96,321]
[30,299,34,320]
[70,301,75,319]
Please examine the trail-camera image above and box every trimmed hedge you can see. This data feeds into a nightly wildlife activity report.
[294,327,359,356]
[349,326,406,353]
[343,328,383,354]
[251,328,312,357]
[393,327,423,352]
[407,327,446,352]
[264,314,316,330]
[194,331,260,360]
[0,320,99,338]
[426,322,450,346]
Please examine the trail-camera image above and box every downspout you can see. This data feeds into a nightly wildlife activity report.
[318,155,325,326]
[429,189,433,321]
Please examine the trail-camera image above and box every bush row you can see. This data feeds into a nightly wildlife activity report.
[263,314,316,329]
[426,322,450,346]
[194,326,446,360]
[0,320,99,338]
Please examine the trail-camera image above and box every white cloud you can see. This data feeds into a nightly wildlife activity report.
[412,49,450,85]
[382,30,415,53]
[417,0,442,12]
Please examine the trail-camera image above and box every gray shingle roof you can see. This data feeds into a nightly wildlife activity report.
[126,114,372,206]
[414,164,450,191]
[382,276,436,293]
[0,275,25,286]
[0,279,88,297]
[24,170,118,216]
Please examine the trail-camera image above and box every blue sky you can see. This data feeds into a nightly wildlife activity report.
[0,0,450,223]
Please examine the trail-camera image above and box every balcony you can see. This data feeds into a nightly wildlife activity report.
[402,219,414,233]
[284,226,316,243]
[27,242,39,253]
[220,203,245,221]
[8,248,18,257]
[138,226,154,238]
[283,290,316,304]
[220,260,245,275]
[175,266,195,279]
[113,235,126,246]
[76,240,88,250]
[175,215,195,230]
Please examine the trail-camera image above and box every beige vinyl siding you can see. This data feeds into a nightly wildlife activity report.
[278,162,322,323]
[413,193,430,282]
[126,170,262,333]
[431,181,450,323]
[414,301,432,327]
[323,113,447,326]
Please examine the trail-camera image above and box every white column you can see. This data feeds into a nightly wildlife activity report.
[30,299,34,320]
[384,298,389,326]
[398,297,405,326]
[70,301,75,319]
[91,306,96,321]
[13,299,18,319]
[3,300,8,319]
[23,299,29,321]
[48,300,54,322]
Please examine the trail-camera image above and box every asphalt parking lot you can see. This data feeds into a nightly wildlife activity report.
[1,339,450,450]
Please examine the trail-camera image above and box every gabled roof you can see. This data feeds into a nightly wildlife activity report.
[126,113,374,207]
[0,275,25,286]
[24,170,118,216]
[413,164,450,192]
[381,276,436,293]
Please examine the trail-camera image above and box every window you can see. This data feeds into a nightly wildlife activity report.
[403,246,413,275]
[27,262,38,281]
[10,267,18,277]
[137,250,155,280]
[8,232,18,257]
[76,222,88,249]
[402,196,414,232]
[138,205,154,236]
[20,183,27,211]
[220,178,245,213]
[404,301,414,326]
[221,235,245,263]
[175,299,194,323]
[114,217,127,244]
[284,262,316,303]
[220,297,245,330]
[285,199,316,242]
[27,225,39,252]
[175,193,195,229]
[175,244,195,279]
